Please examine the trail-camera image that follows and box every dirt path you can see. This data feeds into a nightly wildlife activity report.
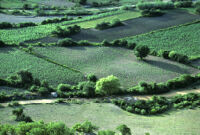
[1,87,200,107]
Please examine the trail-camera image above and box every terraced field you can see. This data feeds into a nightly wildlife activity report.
[0,103,200,135]
[33,46,199,88]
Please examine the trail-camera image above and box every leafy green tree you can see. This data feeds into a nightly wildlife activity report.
[95,75,121,95]
[134,45,150,59]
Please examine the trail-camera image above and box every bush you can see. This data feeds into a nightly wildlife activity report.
[196,6,200,14]
[134,45,150,59]
[79,0,87,5]
[73,121,97,133]
[38,87,50,96]
[116,124,131,135]
[0,22,13,29]
[52,25,81,37]
[23,4,30,10]
[141,9,164,17]
[168,51,189,63]
[95,75,121,95]
[8,101,20,107]
[18,22,37,28]
[95,19,123,30]
[57,38,78,47]
[57,84,72,92]
[111,19,124,27]
[126,42,136,49]
[12,108,33,122]
[82,81,96,97]
[0,92,9,102]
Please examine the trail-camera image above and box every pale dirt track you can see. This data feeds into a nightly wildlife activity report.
[1,87,200,107]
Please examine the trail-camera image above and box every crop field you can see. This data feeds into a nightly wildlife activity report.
[0,0,75,8]
[0,13,64,23]
[0,10,137,44]
[0,47,85,86]
[125,21,200,58]
[69,10,200,42]
[33,46,199,88]
[0,103,200,135]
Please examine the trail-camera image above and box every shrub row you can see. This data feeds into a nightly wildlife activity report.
[174,1,193,8]
[95,19,124,30]
[137,2,174,10]
[152,50,190,64]
[0,121,132,135]
[112,93,200,115]
[41,16,73,25]
[52,25,81,37]
[141,9,164,17]
[128,73,200,95]
[57,38,136,49]
[0,22,37,29]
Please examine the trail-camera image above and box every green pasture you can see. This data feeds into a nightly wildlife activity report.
[124,21,200,58]
[33,46,199,88]
[0,103,200,135]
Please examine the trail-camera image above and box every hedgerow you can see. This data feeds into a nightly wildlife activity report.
[95,19,124,30]
[112,93,200,115]
[52,25,81,37]
[137,2,174,10]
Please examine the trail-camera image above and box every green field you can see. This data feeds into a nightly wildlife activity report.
[33,46,199,88]
[0,103,200,135]
[0,10,140,44]
[125,22,200,58]
[0,47,85,86]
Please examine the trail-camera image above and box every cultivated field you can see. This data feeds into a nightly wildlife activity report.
[33,46,199,88]
[0,103,200,135]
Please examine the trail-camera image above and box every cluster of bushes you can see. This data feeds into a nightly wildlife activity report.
[128,73,200,95]
[113,93,200,115]
[0,22,37,29]
[0,70,53,97]
[113,96,169,115]
[141,9,164,17]
[155,50,189,64]
[95,19,124,30]
[41,16,73,25]
[12,108,33,122]
[137,2,174,10]
[92,1,113,7]
[0,120,133,135]
[52,25,81,37]
[0,40,6,47]
[57,38,136,49]
[174,1,193,8]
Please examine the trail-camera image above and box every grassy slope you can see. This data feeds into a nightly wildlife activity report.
[0,47,85,86]
[34,46,199,88]
[0,10,140,44]
[0,103,200,135]
[124,22,200,57]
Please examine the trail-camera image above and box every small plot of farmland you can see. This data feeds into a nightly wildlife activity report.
[34,46,199,88]
[0,47,85,86]
[70,10,200,42]
[0,13,64,23]
[0,103,200,135]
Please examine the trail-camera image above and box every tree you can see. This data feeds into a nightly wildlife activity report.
[134,45,150,59]
[95,75,121,95]
[116,124,131,135]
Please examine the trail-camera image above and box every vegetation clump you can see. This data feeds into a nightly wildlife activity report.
[141,9,164,17]
[73,120,97,133]
[12,108,33,122]
[137,2,174,10]
[95,75,121,95]
[95,19,124,30]
[52,25,81,37]
[134,45,150,60]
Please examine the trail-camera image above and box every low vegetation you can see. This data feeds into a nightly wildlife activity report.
[95,19,124,30]
[136,2,174,10]
[113,93,200,115]
[52,25,81,37]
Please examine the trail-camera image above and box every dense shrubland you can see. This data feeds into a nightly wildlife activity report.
[95,19,124,30]
[52,25,81,37]
[112,93,200,115]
